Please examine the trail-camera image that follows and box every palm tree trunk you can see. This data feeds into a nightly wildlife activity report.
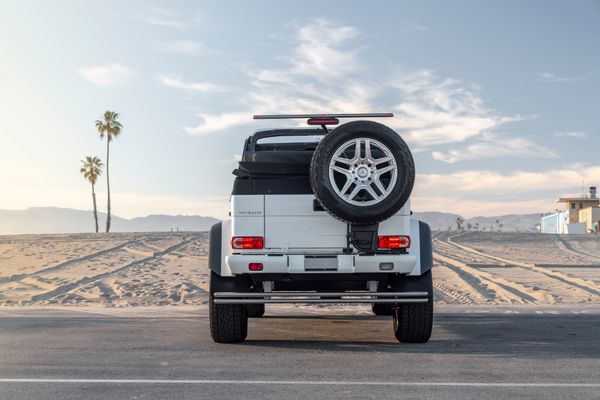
[91,183,98,233]
[105,136,111,233]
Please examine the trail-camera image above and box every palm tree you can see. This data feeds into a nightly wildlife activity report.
[95,111,123,233]
[80,156,104,233]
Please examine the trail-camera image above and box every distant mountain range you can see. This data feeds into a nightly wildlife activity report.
[413,211,541,232]
[0,207,219,235]
[0,207,540,235]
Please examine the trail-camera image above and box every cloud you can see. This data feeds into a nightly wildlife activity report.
[389,70,523,147]
[79,63,132,86]
[554,131,586,139]
[185,19,521,150]
[412,165,600,216]
[159,40,204,55]
[136,7,187,30]
[184,112,252,135]
[415,165,600,196]
[157,74,224,92]
[536,71,597,83]
[431,134,557,163]
[289,19,360,79]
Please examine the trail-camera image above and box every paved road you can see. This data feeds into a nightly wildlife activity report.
[1,307,600,399]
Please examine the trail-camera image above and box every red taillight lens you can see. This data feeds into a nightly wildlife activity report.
[248,263,263,271]
[231,236,264,249]
[307,117,339,125]
[378,235,411,249]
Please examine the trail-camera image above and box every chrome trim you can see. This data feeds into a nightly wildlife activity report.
[213,291,429,304]
[214,291,428,298]
[214,298,428,304]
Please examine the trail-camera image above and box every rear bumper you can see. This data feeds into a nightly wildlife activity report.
[225,253,418,275]
[213,290,429,304]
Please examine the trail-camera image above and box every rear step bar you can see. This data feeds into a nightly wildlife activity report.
[213,291,428,304]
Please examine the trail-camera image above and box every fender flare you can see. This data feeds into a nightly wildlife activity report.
[418,220,433,274]
[209,222,222,275]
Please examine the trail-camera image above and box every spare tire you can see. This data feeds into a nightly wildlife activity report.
[310,121,414,225]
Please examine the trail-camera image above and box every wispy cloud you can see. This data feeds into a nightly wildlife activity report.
[416,165,600,195]
[554,131,586,139]
[431,134,557,163]
[159,40,204,55]
[79,63,132,86]
[136,7,187,30]
[184,112,252,135]
[289,19,360,79]
[412,165,600,216]
[389,70,523,147]
[157,74,225,92]
[536,71,597,83]
[185,18,521,149]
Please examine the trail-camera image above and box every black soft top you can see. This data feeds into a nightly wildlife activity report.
[233,128,325,178]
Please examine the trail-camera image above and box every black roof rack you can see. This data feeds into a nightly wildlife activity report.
[253,113,393,120]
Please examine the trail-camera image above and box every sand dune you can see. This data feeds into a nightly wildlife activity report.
[0,231,599,307]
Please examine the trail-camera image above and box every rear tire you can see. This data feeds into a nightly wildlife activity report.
[246,304,265,318]
[372,303,394,316]
[209,274,248,343]
[392,272,433,343]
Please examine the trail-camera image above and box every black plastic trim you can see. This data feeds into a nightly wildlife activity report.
[418,221,433,273]
[392,269,432,293]
[209,222,222,275]
[231,176,313,195]
[210,271,251,293]
[248,273,394,291]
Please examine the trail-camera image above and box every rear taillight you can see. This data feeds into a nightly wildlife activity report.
[378,235,411,249]
[307,117,339,125]
[231,236,264,250]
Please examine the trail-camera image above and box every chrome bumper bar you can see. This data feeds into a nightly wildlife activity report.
[213,291,429,304]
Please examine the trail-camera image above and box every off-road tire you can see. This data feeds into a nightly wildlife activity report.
[392,273,433,343]
[209,274,248,343]
[372,303,394,316]
[310,120,415,225]
[246,304,265,318]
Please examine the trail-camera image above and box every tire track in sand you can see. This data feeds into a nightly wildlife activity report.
[443,235,600,299]
[433,281,474,304]
[433,250,556,304]
[555,235,600,263]
[0,237,142,284]
[26,237,197,304]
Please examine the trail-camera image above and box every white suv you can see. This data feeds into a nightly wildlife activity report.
[209,114,433,343]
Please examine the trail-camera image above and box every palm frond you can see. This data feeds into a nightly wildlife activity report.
[80,155,103,185]
[96,111,123,141]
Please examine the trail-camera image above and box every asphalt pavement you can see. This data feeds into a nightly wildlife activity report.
[1,306,599,399]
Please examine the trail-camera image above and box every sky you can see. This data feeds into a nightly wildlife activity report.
[1,0,599,219]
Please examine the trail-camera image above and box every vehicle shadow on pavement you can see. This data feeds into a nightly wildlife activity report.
[245,314,600,359]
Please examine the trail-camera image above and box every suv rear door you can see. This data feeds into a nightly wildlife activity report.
[264,194,347,251]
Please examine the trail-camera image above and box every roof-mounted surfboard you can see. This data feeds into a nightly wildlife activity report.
[253,113,394,131]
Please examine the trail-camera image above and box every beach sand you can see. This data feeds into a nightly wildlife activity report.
[0,231,599,307]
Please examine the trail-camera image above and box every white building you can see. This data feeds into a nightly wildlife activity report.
[540,187,598,234]
[540,211,585,234]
